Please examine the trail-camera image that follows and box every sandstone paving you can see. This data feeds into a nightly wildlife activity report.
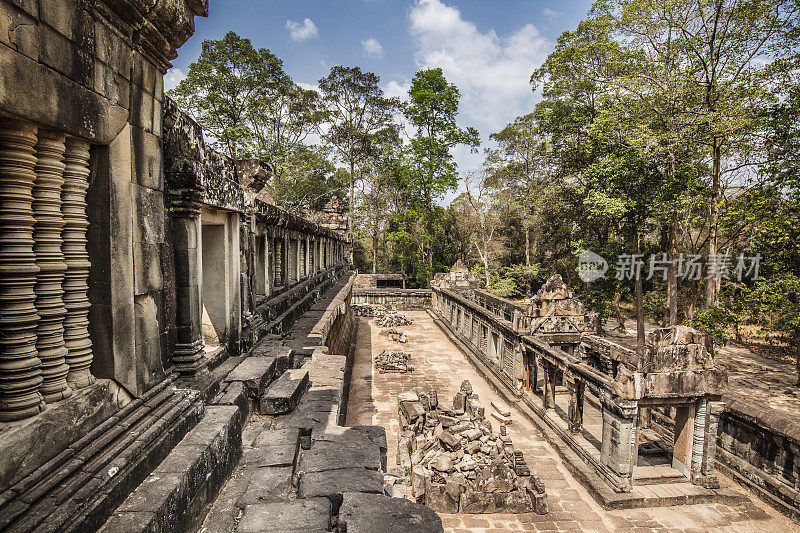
[346,311,800,533]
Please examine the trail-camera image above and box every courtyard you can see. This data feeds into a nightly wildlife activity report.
[346,311,800,532]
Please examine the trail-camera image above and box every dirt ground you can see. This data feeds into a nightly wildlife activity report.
[345,310,800,533]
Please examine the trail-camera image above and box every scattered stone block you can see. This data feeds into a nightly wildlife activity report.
[260,369,309,415]
[491,400,511,417]
[491,411,512,425]
[453,392,466,414]
[298,468,384,500]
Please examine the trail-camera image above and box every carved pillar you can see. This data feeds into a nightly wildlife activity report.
[62,137,95,389]
[567,377,584,433]
[0,118,45,420]
[543,362,556,409]
[600,392,638,490]
[169,189,208,375]
[32,130,72,402]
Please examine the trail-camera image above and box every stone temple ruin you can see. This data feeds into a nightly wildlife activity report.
[397,381,548,515]
[431,265,729,504]
[0,0,797,530]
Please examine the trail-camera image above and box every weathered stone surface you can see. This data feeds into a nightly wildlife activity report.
[299,441,381,473]
[260,369,309,415]
[237,498,331,533]
[426,481,461,513]
[453,392,466,414]
[223,356,279,399]
[240,466,293,505]
[338,492,444,533]
[297,468,384,499]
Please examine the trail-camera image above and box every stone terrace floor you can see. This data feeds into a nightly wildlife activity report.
[604,319,800,420]
[346,311,800,533]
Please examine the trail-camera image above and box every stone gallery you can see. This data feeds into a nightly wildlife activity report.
[0,1,799,532]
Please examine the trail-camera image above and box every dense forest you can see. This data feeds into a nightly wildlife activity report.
[171,0,800,376]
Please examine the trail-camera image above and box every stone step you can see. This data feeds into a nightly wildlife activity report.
[223,349,292,403]
[1,382,204,532]
[260,369,309,415]
[98,405,244,533]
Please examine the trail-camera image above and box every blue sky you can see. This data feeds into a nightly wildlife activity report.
[167,0,592,196]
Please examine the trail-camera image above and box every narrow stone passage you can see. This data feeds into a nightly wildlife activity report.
[346,310,800,532]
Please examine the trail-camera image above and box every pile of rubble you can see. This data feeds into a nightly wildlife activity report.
[379,327,408,343]
[394,381,548,514]
[374,350,413,373]
[353,303,388,317]
[375,313,412,328]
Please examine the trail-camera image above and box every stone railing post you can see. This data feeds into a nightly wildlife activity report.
[600,392,638,491]
[33,130,72,402]
[0,118,46,421]
[62,137,95,389]
[168,188,208,375]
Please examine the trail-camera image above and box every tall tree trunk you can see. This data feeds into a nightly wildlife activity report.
[667,212,679,326]
[634,229,645,356]
[795,340,800,386]
[705,138,721,308]
[483,254,491,290]
[349,160,355,222]
[525,227,531,267]
[613,284,626,333]
[426,188,433,276]
[372,234,378,274]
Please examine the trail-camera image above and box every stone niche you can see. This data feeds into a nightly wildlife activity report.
[396,381,548,515]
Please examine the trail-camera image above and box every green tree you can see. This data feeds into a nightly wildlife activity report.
[318,66,398,212]
[170,31,264,158]
[402,68,480,278]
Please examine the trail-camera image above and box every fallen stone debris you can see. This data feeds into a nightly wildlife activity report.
[393,381,548,514]
[374,350,413,373]
[375,313,413,328]
[352,303,388,317]
[381,328,408,344]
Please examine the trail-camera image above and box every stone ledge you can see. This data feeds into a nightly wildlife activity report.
[338,492,443,533]
[98,405,242,533]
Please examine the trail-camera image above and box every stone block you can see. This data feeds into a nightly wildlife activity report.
[132,128,164,191]
[237,499,331,533]
[133,242,164,295]
[426,481,461,514]
[240,466,293,505]
[0,3,38,61]
[94,18,132,79]
[93,61,130,109]
[40,0,76,40]
[299,441,381,474]
[224,356,280,400]
[130,85,154,132]
[38,23,75,79]
[338,492,443,533]
[260,369,309,415]
[135,184,166,243]
[298,468,383,500]
[453,392,467,414]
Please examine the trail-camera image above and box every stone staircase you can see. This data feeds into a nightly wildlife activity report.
[0,377,204,532]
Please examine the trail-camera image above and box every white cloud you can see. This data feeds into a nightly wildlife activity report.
[163,67,186,92]
[408,0,550,134]
[383,80,411,100]
[286,18,318,42]
[542,8,564,17]
[361,37,384,59]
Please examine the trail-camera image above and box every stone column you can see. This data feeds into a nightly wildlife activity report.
[62,137,95,389]
[0,118,46,421]
[543,362,556,409]
[600,393,638,489]
[32,130,72,402]
[305,236,310,277]
[273,234,282,286]
[169,189,207,375]
[567,377,584,433]
[694,399,723,488]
